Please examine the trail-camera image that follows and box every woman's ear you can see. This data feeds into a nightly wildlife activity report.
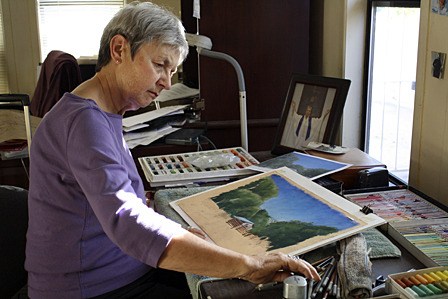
[110,34,127,64]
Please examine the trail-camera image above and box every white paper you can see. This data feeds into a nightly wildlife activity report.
[125,126,180,149]
[122,104,188,129]
[154,83,199,103]
[193,0,200,18]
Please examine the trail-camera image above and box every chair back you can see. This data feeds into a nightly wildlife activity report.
[30,50,82,117]
[0,185,29,297]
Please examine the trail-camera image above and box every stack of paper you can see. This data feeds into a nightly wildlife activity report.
[153,83,199,106]
[123,104,188,149]
[122,83,200,149]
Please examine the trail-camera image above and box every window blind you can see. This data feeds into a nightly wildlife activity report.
[37,0,124,62]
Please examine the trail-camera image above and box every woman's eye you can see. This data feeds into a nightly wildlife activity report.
[153,62,164,68]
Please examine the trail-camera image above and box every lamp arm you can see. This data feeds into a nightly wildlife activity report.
[198,48,248,151]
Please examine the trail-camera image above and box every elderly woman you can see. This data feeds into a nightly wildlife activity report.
[25,2,319,298]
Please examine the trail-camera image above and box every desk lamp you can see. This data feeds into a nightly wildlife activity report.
[185,33,248,151]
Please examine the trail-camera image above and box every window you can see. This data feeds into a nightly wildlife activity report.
[0,1,9,93]
[37,0,124,62]
[364,0,420,184]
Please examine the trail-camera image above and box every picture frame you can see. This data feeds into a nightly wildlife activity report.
[271,74,351,155]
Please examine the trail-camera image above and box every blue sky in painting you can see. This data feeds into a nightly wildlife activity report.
[289,152,345,171]
[260,174,357,230]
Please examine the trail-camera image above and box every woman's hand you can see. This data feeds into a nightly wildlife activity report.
[240,253,320,284]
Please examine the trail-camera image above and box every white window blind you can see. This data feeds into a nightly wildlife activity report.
[37,0,124,62]
[0,2,9,93]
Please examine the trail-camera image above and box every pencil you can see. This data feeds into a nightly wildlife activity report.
[332,274,338,296]
[315,256,334,272]
[311,256,332,267]
[307,279,314,299]
[319,259,336,293]
[312,257,335,298]
[327,269,337,293]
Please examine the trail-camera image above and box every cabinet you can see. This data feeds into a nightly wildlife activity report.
[181,0,310,151]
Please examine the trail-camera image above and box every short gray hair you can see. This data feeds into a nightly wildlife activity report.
[96,1,188,72]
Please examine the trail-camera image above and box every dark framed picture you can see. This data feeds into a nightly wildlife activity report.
[272,74,351,155]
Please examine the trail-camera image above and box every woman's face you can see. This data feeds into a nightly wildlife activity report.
[117,42,180,112]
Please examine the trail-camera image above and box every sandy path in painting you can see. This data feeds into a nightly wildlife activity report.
[177,196,271,255]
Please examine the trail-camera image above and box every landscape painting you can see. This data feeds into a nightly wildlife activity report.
[170,167,385,256]
[249,151,351,180]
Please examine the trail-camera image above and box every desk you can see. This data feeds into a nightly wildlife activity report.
[154,187,425,299]
[305,148,386,189]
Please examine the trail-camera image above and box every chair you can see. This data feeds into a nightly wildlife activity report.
[30,50,82,117]
[0,185,29,297]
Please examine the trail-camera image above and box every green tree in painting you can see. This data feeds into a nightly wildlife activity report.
[211,175,339,250]
[262,154,331,178]
[212,177,278,219]
[251,220,337,250]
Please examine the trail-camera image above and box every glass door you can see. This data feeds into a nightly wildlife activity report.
[364,0,420,184]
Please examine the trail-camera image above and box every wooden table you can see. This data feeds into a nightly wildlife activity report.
[305,148,386,189]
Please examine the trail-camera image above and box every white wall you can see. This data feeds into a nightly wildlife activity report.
[321,0,366,149]
[410,0,448,207]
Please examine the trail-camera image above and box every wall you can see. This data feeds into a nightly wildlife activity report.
[410,0,448,207]
[320,0,366,149]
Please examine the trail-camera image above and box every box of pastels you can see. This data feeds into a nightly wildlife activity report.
[386,266,448,298]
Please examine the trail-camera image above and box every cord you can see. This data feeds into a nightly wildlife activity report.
[198,135,217,150]
[20,158,29,180]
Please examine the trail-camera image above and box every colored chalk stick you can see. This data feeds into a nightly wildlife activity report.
[426,283,443,295]
[411,285,427,297]
[440,281,448,289]
[422,273,436,283]
[395,278,407,289]
[434,282,448,292]
[409,276,421,285]
[402,277,415,287]
[415,274,429,284]
[435,271,448,280]
[418,284,435,296]
[428,272,443,281]
[404,287,419,298]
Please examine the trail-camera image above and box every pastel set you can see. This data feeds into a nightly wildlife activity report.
[138,147,260,187]
[393,269,448,298]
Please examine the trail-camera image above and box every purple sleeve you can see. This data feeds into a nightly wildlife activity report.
[66,109,184,267]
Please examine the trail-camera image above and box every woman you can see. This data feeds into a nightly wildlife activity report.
[25,2,320,298]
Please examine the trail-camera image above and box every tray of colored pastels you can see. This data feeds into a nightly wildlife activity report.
[386,266,448,298]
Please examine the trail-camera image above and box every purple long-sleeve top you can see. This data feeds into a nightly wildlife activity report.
[25,93,184,298]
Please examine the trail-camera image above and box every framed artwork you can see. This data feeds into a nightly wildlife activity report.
[170,167,385,256]
[431,51,446,79]
[249,151,351,180]
[271,74,351,155]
